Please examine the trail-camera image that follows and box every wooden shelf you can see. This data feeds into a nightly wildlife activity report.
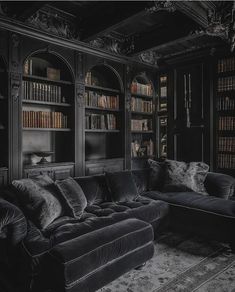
[131,130,153,134]
[23,74,73,85]
[23,127,72,132]
[85,84,120,94]
[85,129,120,133]
[131,111,153,116]
[218,151,235,154]
[22,100,71,107]
[85,106,120,112]
[217,71,235,77]
[131,92,153,99]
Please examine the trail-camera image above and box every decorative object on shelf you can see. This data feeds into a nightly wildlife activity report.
[34,151,54,164]
[47,67,60,81]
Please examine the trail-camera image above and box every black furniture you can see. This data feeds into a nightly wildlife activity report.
[0,168,234,292]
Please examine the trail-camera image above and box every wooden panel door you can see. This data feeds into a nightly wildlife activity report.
[168,63,209,163]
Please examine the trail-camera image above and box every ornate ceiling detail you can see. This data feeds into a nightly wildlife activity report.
[138,51,162,66]
[26,6,79,41]
[204,3,235,51]
[89,32,135,55]
[146,1,176,14]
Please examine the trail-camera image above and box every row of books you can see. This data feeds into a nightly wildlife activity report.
[85,91,119,109]
[23,81,64,103]
[22,111,68,129]
[218,137,235,152]
[85,113,117,130]
[85,71,92,85]
[217,96,235,110]
[131,139,154,157]
[218,117,235,131]
[218,57,235,73]
[217,154,235,169]
[160,86,167,98]
[131,119,152,131]
[131,97,153,113]
[159,102,167,111]
[131,81,153,96]
[217,76,235,92]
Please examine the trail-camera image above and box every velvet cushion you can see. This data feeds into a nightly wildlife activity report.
[148,159,166,190]
[164,159,209,194]
[55,177,87,218]
[12,175,63,229]
[105,171,139,202]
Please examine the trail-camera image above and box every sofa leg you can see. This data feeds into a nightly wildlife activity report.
[135,263,146,270]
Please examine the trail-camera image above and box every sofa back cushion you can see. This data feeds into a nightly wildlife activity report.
[55,177,87,218]
[132,169,150,195]
[74,174,109,205]
[12,175,63,229]
[105,170,139,202]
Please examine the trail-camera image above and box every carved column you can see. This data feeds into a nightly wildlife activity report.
[125,64,133,169]
[75,52,85,176]
[8,33,22,180]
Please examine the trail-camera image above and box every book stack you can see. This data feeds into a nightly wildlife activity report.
[218,57,235,73]
[218,117,235,131]
[85,113,117,130]
[23,81,63,103]
[131,139,154,157]
[85,91,119,109]
[131,97,153,113]
[218,154,235,169]
[131,81,152,96]
[131,119,152,131]
[218,77,235,92]
[217,96,235,110]
[159,102,167,112]
[23,111,68,128]
[160,117,167,126]
[218,137,235,152]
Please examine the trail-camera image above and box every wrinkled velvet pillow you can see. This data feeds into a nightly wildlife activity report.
[105,171,139,202]
[55,177,87,218]
[12,175,63,229]
[148,159,165,191]
[164,159,209,195]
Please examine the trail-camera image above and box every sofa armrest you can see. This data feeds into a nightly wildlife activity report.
[0,198,27,247]
[204,172,235,199]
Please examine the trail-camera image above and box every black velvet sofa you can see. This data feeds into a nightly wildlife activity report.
[0,168,234,292]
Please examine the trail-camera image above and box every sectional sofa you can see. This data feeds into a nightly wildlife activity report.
[0,162,234,292]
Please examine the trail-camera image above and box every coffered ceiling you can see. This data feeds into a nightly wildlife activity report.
[0,1,234,65]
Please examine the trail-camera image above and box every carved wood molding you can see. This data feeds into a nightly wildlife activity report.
[146,1,176,14]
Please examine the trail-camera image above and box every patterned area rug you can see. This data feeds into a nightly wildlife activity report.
[98,232,235,292]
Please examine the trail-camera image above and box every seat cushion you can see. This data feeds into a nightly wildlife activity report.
[144,191,235,218]
[49,219,154,290]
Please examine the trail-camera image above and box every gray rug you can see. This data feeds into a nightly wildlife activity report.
[98,232,235,292]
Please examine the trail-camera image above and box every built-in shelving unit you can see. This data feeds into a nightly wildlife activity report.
[22,52,75,166]
[84,65,124,165]
[157,74,168,158]
[0,56,8,183]
[216,56,235,176]
[130,75,155,161]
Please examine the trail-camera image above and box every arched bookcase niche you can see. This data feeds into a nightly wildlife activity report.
[130,73,156,162]
[84,64,125,164]
[22,51,75,166]
[0,56,8,167]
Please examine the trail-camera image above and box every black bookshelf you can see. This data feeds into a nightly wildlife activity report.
[216,56,235,176]
[84,65,124,164]
[22,52,75,167]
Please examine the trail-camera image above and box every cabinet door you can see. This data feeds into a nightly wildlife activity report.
[169,63,208,163]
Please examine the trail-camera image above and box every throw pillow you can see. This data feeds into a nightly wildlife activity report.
[55,177,87,218]
[105,171,139,202]
[147,159,166,190]
[12,175,63,229]
[164,159,209,194]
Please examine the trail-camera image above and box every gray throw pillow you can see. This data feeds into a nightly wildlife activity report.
[164,159,209,195]
[55,177,87,219]
[12,175,63,229]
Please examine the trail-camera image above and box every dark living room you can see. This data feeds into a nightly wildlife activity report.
[0,1,235,291]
